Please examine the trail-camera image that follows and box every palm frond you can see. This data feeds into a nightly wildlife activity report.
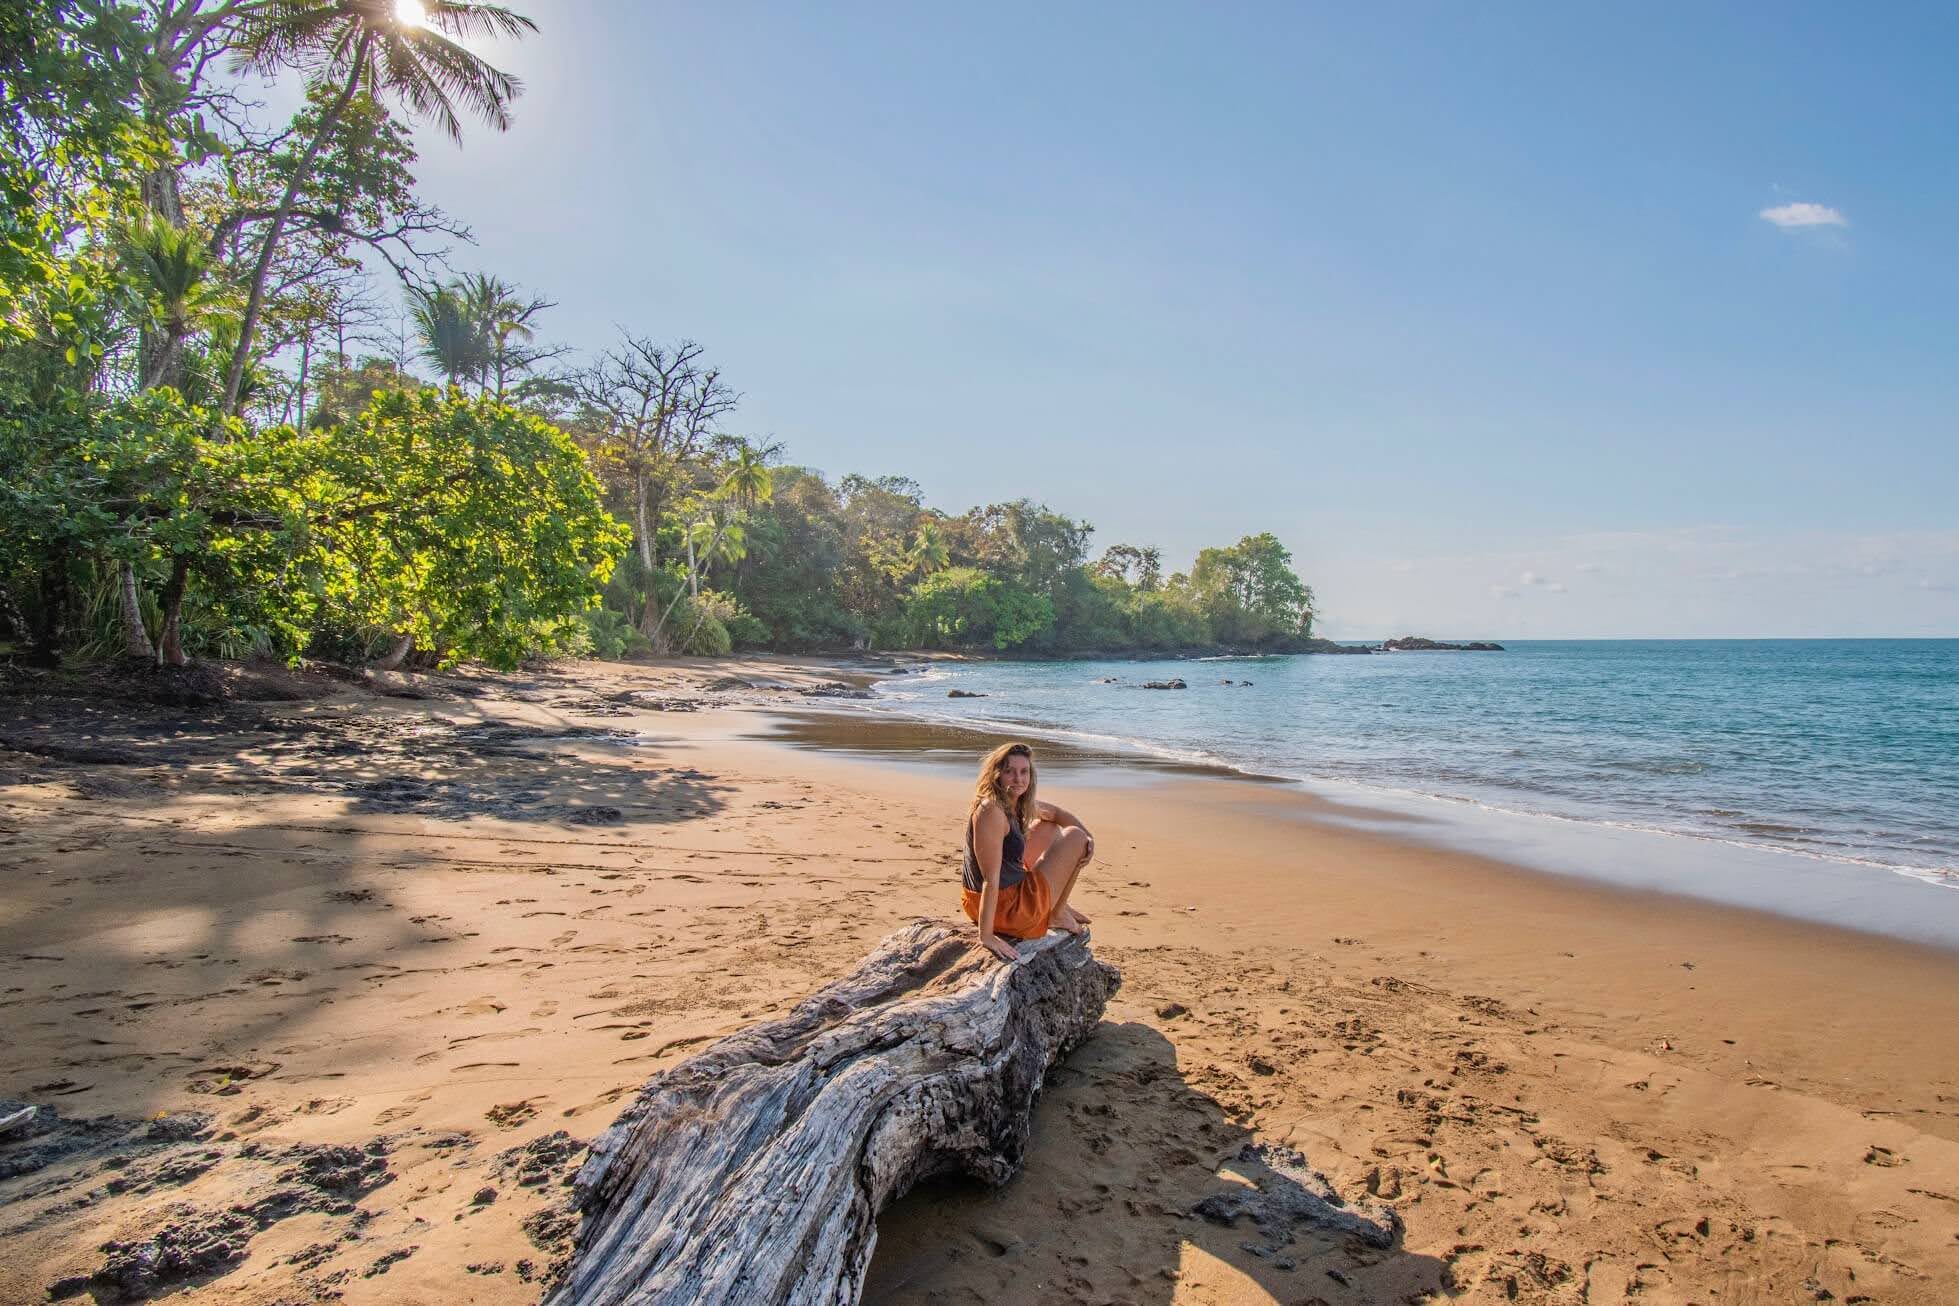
[426,1,540,42]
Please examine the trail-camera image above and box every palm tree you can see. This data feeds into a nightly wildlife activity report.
[460,272,551,396]
[682,515,748,598]
[408,283,486,387]
[220,0,537,414]
[908,520,950,578]
[719,445,775,512]
[117,214,229,660]
[122,215,228,394]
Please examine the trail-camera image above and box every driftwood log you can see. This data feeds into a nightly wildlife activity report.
[546,919,1120,1306]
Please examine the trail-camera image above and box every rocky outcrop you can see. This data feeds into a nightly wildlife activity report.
[1380,636,1505,652]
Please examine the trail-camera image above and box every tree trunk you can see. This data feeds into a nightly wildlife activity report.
[119,561,155,661]
[371,630,415,671]
[142,324,186,393]
[633,472,668,645]
[158,556,191,667]
[221,38,371,417]
[296,333,310,429]
[546,920,1119,1306]
[27,553,70,668]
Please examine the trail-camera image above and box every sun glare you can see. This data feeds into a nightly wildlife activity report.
[393,0,427,28]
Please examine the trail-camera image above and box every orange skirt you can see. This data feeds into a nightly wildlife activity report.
[962,869,1053,941]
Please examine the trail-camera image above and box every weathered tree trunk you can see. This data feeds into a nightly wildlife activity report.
[28,555,71,668]
[157,556,190,667]
[295,334,310,429]
[547,920,1119,1306]
[118,562,155,661]
[633,472,668,646]
[371,631,415,670]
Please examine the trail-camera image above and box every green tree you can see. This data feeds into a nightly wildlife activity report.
[573,335,736,642]
[907,519,950,579]
[407,282,484,386]
[903,566,1054,651]
[459,271,556,398]
[1188,532,1315,644]
[122,212,227,392]
[309,387,627,669]
[221,0,536,414]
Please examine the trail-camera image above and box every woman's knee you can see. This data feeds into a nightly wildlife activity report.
[1038,825,1087,869]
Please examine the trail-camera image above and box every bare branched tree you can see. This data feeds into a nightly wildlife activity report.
[574,336,739,643]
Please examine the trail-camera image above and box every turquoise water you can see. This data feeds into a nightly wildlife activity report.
[863,640,1959,891]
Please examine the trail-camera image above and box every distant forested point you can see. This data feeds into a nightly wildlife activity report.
[1,1,1321,672]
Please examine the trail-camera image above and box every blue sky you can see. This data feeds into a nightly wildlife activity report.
[275,2,1959,637]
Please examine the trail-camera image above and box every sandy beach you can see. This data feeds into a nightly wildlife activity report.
[3,657,1957,1305]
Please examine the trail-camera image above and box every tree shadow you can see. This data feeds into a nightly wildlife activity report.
[865,1021,1452,1304]
[0,690,732,828]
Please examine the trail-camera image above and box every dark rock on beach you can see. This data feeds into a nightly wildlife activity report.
[1140,678,1188,690]
[947,689,986,698]
[54,1207,259,1301]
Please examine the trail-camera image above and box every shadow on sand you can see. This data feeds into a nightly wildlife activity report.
[866,1021,1451,1304]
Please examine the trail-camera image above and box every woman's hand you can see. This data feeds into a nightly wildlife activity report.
[1080,828,1094,865]
[979,932,1020,964]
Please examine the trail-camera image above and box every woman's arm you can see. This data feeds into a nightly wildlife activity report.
[1035,797,1083,827]
[971,803,1020,963]
[1034,798,1094,863]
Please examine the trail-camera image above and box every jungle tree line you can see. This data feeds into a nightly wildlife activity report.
[1,0,1317,671]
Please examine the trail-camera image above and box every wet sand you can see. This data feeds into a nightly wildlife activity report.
[2,657,1956,1303]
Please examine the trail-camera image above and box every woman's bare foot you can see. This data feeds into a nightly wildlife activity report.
[1052,904,1088,936]
[1069,906,1091,925]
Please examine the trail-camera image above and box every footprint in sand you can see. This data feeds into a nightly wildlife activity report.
[187,1061,280,1095]
[486,1100,538,1129]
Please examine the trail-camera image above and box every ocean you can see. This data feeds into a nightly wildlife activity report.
[858,640,1958,896]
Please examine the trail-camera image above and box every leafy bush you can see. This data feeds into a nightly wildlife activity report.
[579,606,649,660]
[903,567,1055,650]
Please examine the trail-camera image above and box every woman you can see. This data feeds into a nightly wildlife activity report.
[961,741,1095,962]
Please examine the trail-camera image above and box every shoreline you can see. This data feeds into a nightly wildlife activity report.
[2,655,1956,1303]
[758,678,1959,951]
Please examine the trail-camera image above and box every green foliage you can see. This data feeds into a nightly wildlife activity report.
[309,389,628,669]
[308,355,422,428]
[579,606,649,660]
[903,566,1055,651]
[0,2,1324,671]
[1189,532,1316,644]
[0,0,158,358]
[0,387,312,661]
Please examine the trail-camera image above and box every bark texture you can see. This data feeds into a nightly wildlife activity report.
[547,919,1120,1306]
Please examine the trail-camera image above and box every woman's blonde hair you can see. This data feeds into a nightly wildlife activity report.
[972,741,1038,831]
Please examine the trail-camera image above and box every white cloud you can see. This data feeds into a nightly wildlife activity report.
[1547,582,1566,594]
[1760,201,1847,229]
[1520,570,1551,586]
[1489,584,1520,600]
[1575,562,1603,574]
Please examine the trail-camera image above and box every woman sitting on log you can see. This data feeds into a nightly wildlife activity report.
[962,741,1095,962]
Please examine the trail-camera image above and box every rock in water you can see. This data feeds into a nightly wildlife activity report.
[546,920,1119,1306]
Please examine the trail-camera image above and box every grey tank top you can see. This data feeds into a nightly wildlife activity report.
[962,805,1027,892]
